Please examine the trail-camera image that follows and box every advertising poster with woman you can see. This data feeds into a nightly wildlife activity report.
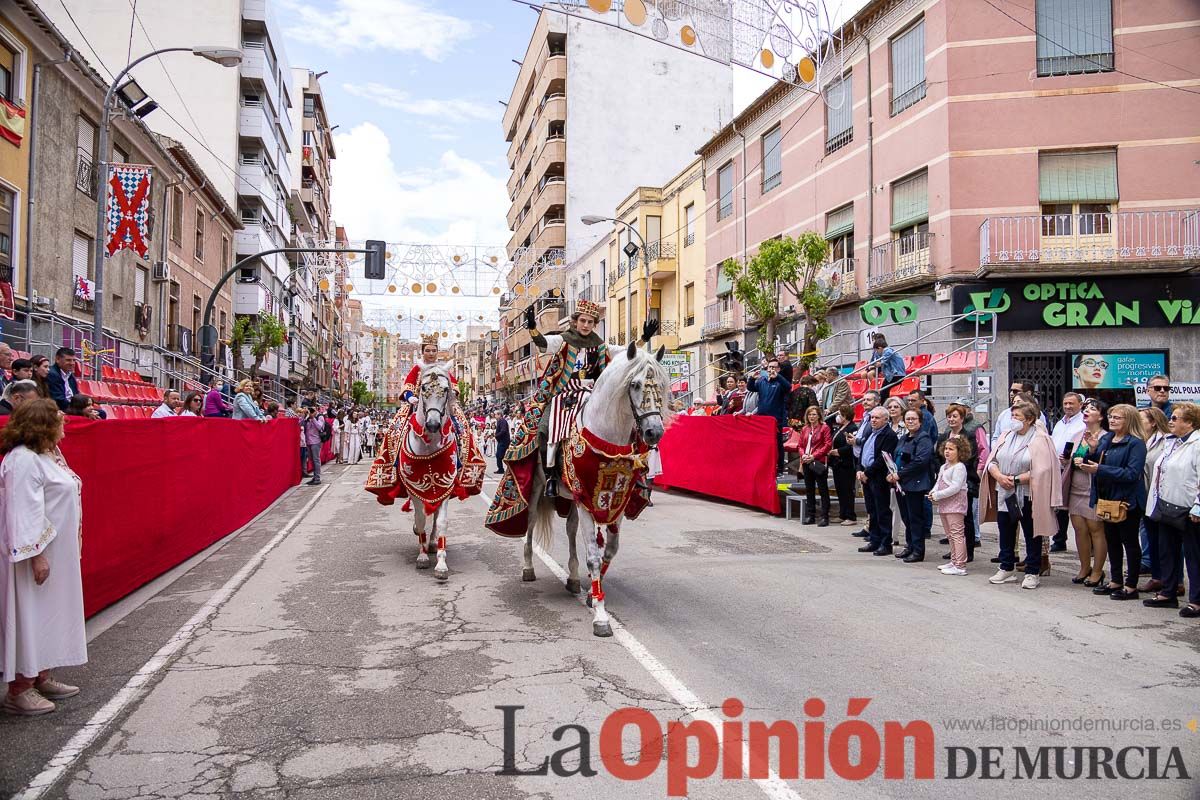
[1069,351,1167,405]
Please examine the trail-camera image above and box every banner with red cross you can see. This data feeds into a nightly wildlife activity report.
[105,163,152,258]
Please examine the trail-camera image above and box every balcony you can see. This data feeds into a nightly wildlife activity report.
[239,101,272,146]
[979,209,1200,275]
[869,232,934,292]
[75,149,96,198]
[701,302,742,339]
[646,241,678,281]
[828,257,860,304]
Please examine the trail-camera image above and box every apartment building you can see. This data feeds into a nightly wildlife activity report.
[0,0,236,386]
[698,0,1200,411]
[500,6,733,398]
[43,0,299,384]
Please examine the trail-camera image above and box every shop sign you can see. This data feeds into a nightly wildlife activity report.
[951,277,1200,333]
[1068,351,1166,391]
[1135,382,1200,408]
[662,351,692,393]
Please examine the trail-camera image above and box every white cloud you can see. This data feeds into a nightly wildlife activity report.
[341,82,498,121]
[278,0,481,60]
[331,122,510,247]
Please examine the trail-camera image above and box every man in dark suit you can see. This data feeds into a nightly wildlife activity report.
[747,357,792,477]
[856,406,899,555]
[493,408,510,474]
[47,347,80,411]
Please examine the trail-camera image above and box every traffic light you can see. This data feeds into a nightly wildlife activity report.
[364,239,386,280]
[724,341,744,375]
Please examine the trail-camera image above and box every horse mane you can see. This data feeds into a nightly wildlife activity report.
[587,346,677,433]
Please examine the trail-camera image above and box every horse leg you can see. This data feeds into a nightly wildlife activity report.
[581,510,612,637]
[521,473,541,582]
[414,505,431,570]
[433,504,449,581]
[565,504,581,595]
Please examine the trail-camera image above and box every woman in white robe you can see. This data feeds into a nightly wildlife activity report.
[332,413,345,464]
[1,400,87,716]
[347,413,364,464]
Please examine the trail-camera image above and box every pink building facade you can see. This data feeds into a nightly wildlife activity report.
[699,0,1200,411]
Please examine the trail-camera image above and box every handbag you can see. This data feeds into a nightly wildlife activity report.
[1095,498,1128,523]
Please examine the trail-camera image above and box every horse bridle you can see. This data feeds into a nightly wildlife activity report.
[628,368,664,429]
[413,376,452,444]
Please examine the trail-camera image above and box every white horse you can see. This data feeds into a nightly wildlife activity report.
[523,341,671,637]
[402,364,458,581]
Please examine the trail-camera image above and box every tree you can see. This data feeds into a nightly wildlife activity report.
[721,232,832,370]
[351,380,375,407]
[228,312,288,379]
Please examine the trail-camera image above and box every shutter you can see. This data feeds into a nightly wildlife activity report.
[1038,150,1118,202]
[762,126,782,184]
[72,233,89,281]
[76,116,95,155]
[891,171,929,231]
[716,269,733,296]
[1036,0,1113,74]
[135,267,147,305]
[891,19,925,99]
[825,73,853,137]
[825,204,855,239]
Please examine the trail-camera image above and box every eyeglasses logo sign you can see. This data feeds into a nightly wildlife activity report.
[961,288,1012,323]
[859,299,918,326]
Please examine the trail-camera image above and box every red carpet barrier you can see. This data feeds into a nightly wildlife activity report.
[654,414,780,514]
[2,418,301,616]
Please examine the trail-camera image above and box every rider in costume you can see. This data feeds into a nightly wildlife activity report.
[365,333,459,503]
[484,299,658,537]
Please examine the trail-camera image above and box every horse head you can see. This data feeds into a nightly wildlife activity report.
[416,364,453,442]
[589,341,673,448]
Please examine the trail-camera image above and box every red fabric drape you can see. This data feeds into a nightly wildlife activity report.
[1,417,300,616]
[654,415,780,514]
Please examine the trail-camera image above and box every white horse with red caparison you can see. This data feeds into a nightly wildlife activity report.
[524,341,671,637]
[402,364,458,580]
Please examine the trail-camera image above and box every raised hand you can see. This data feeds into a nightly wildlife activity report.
[524,306,537,330]
[641,318,660,342]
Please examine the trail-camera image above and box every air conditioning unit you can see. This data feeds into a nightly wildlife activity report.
[935,284,952,303]
[152,261,170,282]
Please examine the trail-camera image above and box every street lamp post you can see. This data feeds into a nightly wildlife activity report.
[91,46,242,372]
[581,214,646,347]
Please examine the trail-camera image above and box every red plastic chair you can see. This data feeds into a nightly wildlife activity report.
[854,404,865,422]
[894,376,922,397]
[904,353,932,373]
[848,379,867,398]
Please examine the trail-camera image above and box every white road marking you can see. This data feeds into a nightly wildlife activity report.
[477,488,803,800]
[15,485,332,800]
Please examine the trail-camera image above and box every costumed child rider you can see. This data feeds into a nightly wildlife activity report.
[483,298,658,538]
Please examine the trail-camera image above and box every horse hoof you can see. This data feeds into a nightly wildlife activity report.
[416,560,431,570]
[521,568,536,582]
[434,568,449,582]
[592,621,613,638]
[565,579,581,594]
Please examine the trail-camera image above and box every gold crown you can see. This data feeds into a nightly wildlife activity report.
[419,333,440,347]
[575,299,603,320]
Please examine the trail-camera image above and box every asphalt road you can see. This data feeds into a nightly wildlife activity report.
[2,464,1197,799]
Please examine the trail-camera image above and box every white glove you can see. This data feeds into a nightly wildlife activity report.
[408,395,419,406]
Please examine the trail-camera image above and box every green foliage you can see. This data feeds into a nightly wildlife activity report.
[721,233,832,366]
[229,313,288,378]
[351,380,375,407]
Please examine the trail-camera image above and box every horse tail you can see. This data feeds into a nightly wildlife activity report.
[530,493,556,554]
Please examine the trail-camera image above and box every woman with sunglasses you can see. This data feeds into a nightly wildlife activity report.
[179,392,204,417]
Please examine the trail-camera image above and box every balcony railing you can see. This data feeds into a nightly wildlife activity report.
[646,241,677,262]
[825,127,852,155]
[76,149,96,198]
[979,209,1200,269]
[827,257,860,302]
[869,232,934,291]
[684,231,695,248]
[701,302,742,338]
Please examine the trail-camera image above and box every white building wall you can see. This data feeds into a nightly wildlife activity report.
[563,15,733,248]
[42,0,244,207]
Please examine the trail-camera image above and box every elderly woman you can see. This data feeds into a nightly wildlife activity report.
[0,400,87,716]
[890,407,935,562]
[1138,406,1171,593]
[1064,399,1109,587]
[232,379,268,421]
[1080,404,1147,600]
[981,400,1063,590]
[1144,403,1200,615]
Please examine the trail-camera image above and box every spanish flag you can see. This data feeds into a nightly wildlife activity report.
[0,98,25,146]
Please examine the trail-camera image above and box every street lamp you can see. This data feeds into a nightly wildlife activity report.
[581,214,647,348]
[91,46,242,372]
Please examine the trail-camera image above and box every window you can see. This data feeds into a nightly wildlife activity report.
[135,266,147,306]
[890,18,926,116]
[0,41,15,102]
[761,126,782,193]
[221,234,230,271]
[824,73,853,154]
[1038,149,1117,235]
[192,295,202,355]
[76,116,97,195]
[891,170,929,251]
[646,215,661,246]
[72,232,91,282]
[1036,0,1114,76]
[113,144,128,164]
[195,208,205,260]
[170,187,183,245]
[717,162,734,220]
[825,204,855,263]
[684,203,695,246]
[0,186,12,283]
[684,282,695,326]
[303,96,316,117]
[303,130,313,146]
